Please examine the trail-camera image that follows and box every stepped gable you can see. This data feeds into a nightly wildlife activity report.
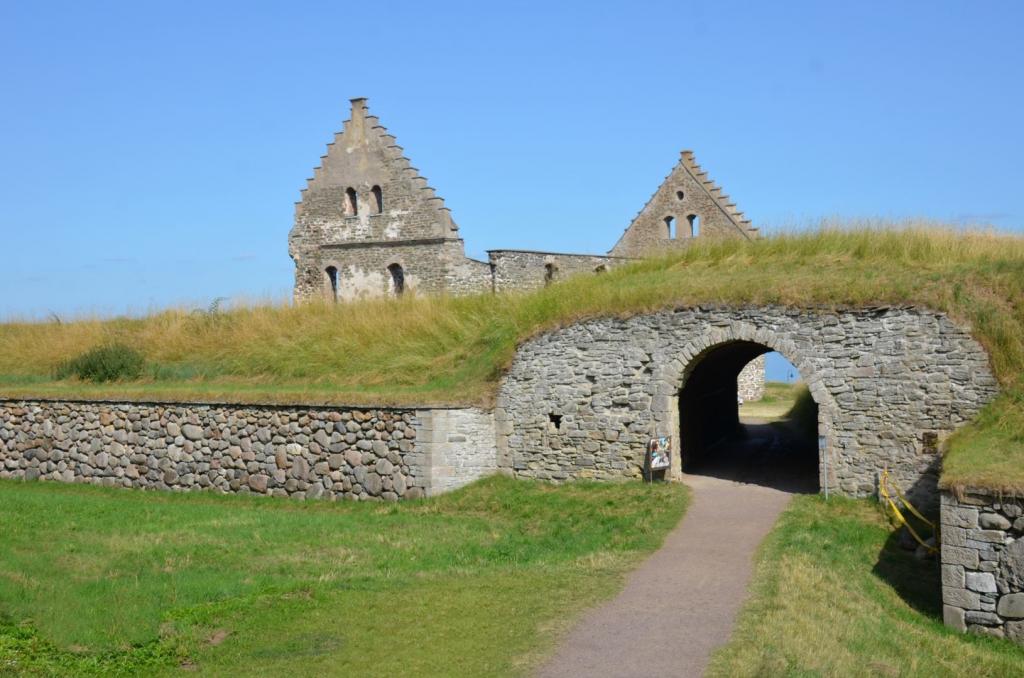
[289,98,490,303]
[608,150,758,258]
[292,97,457,242]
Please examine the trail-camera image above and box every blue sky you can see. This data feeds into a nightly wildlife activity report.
[2,1,1022,378]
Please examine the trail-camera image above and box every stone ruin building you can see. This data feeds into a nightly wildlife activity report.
[288,97,764,398]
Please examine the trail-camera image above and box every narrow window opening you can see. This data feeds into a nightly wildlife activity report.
[664,216,676,239]
[676,190,685,201]
[371,185,383,214]
[544,263,558,286]
[549,413,563,430]
[325,266,339,302]
[687,214,701,237]
[388,263,405,296]
[346,187,358,216]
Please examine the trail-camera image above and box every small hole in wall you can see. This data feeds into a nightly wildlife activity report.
[922,431,939,455]
[549,413,563,430]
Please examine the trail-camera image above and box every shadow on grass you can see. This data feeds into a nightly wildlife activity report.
[871,527,943,619]
[869,465,944,620]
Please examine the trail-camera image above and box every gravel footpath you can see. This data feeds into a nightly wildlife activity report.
[537,424,811,677]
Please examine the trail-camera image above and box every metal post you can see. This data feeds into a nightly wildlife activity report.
[819,434,829,500]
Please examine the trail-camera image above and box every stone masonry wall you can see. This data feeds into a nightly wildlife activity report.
[289,98,475,302]
[0,401,496,500]
[941,489,1024,642]
[495,306,997,506]
[737,354,766,402]
[417,408,498,494]
[488,250,620,293]
[318,240,491,301]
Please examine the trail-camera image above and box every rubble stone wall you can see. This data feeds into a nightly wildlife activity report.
[0,400,496,500]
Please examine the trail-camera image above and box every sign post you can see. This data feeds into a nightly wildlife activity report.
[645,437,672,483]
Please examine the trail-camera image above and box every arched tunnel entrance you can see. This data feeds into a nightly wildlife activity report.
[678,341,820,493]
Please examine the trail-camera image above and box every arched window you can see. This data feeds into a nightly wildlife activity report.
[346,187,358,216]
[544,263,558,286]
[676,190,685,201]
[325,266,339,302]
[371,185,383,214]
[388,263,405,296]
[594,264,607,274]
[664,216,676,239]
[688,214,701,237]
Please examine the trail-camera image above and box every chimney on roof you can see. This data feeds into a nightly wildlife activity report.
[348,97,368,140]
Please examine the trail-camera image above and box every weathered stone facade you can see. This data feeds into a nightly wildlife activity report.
[288,98,491,302]
[941,489,1024,642]
[488,250,621,293]
[288,98,766,395]
[0,400,497,500]
[608,151,759,258]
[288,104,761,300]
[494,306,997,506]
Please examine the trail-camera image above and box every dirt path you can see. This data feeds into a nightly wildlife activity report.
[537,425,812,678]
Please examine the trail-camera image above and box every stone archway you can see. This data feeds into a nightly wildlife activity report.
[496,306,997,507]
[648,323,837,490]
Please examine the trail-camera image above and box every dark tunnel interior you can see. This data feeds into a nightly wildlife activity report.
[679,341,820,492]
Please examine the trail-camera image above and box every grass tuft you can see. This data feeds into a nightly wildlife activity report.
[54,344,145,383]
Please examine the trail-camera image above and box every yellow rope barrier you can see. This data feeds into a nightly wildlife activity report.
[880,468,939,554]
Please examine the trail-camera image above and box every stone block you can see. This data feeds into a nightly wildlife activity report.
[943,604,966,632]
[943,545,980,569]
[941,564,965,588]
[943,586,980,610]
[944,506,979,529]
[997,593,1024,619]
[980,513,1012,530]
[967,572,998,594]
[965,609,1001,626]
[181,424,204,441]
[1006,621,1024,642]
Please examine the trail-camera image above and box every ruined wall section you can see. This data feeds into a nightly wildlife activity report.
[320,240,490,300]
[489,250,620,293]
[290,98,481,301]
[609,151,759,258]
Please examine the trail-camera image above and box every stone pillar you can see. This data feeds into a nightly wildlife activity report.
[414,408,497,495]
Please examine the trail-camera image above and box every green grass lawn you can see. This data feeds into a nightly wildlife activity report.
[1,225,1021,488]
[707,496,1024,677]
[0,476,687,676]
[739,381,801,420]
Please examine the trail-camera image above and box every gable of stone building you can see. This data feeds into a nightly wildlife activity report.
[608,151,759,258]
